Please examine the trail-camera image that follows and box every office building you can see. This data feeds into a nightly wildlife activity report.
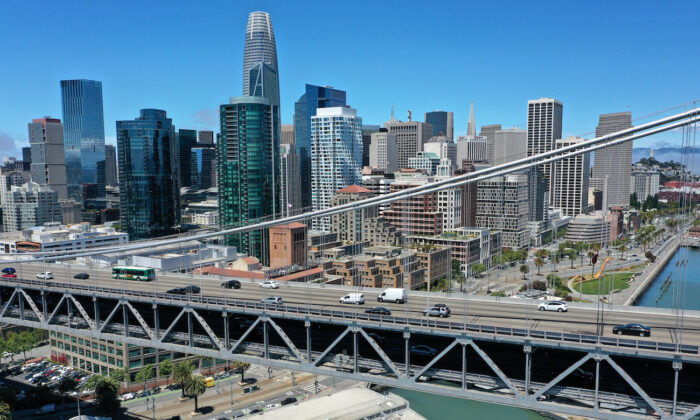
[29,117,68,200]
[279,144,301,216]
[408,228,501,274]
[0,171,26,204]
[177,129,198,188]
[631,171,660,201]
[22,147,31,171]
[104,145,117,187]
[456,135,488,167]
[243,11,279,99]
[191,147,216,189]
[310,107,362,231]
[330,185,376,243]
[218,96,280,261]
[466,102,476,138]
[269,222,308,269]
[493,128,527,165]
[527,98,563,194]
[384,120,433,169]
[369,129,398,173]
[294,85,346,208]
[479,124,501,164]
[425,110,454,140]
[361,168,394,214]
[408,152,440,175]
[116,109,180,240]
[281,124,295,145]
[593,112,633,208]
[424,135,457,168]
[362,125,380,167]
[565,212,610,244]
[198,130,214,145]
[550,137,590,216]
[476,173,530,249]
[0,223,127,255]
[60,79,106,200]
[1,182,62,232]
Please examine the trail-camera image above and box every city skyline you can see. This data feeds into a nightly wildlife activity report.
[1,1,698,160]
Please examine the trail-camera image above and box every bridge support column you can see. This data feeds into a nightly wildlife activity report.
[42,291,48,321]
[672,360,682,417]
[187,310,193,347]
[461,342,467,390]
[67,296,73,325]
[353,329,358,374]
[524,344,532,395]
[305,319,311,361]
[18,291,25,321]
[123,304,129,338]
[153,304,159,340]
[222,312,229,348]
[403,331,411,376]
[593,354,602,411]
[92,296,98,328]
[263,321,269,360]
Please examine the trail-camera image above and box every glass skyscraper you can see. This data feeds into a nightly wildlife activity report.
[177,129,197,188]
[243,12,278,98]
[218,97,280,263]
[116,109,180,240]
[60,79,106,200]
[425,110,454,140]
[293,84,346,209]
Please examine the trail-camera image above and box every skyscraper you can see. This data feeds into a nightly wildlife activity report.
[369,130,398,173]
[104,144,117,187]
[493,128,527,165]
[281,124,295,145]
[466,103,476,138]
[551,137,590,216]
[479,123,501,165]
[279,144,301,217]
[527,98,563,183]
[593,112,633,208]
[116,109,180,240]
[384,120,433,169]
[21,147,31,171]
[29,117,68,200]
[190,147,216,189]
[60,79,106,200]
[218,97,280,261]
[425,111,454,140]
[361,125,380,167]
[294,84,347,209]
[310,107,362,231]
[243,11,278,98]
[177,129,198,188]
[198,131,214,145]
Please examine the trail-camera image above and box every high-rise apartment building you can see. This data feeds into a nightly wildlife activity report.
[527,98,563,186]
[2,182,62,232]
[177,129,198,188]
[369,129,398,173]
[243,11,279,100]
[310,107,362,231]
[29,117,68,200]
[362,168,394,214]
[425,111,454,140]
[551,137,590,216]
[456,136,488,167]
[593,112,633,208]
[281,124,295,145]
[479,124,501,164]
[294,85,346,209]
[116,109,180,240]
[104,145,117,187]
[476,173,530,249]
[60,79,106,200]
[279,144,301,216]
[218,97,280,260]
[493,128,527,165]
[384,120,433,169]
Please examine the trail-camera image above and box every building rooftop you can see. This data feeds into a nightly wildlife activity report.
[272,222,307,230]
[337,184,371,194]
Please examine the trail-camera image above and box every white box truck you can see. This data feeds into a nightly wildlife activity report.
[377,288,407,304]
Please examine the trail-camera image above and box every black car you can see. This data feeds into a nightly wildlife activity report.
[364,307,391,316]
[1,267,16,274]
[249,408,262,414]
[612,323,651,337]
[221,279,241,289]
[167,288,185,295]
[182,285,201,294]
[280,397,297,406]
[73,273,90,279]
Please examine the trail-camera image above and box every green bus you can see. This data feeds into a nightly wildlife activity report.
[112,266,156,281]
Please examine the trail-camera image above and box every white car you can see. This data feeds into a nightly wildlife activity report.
[339,293,365,304]
[37,272,54,279]
[537,301,568,312]
[266,403,280,409]
[259,280,279,289]
[120,392,135,401]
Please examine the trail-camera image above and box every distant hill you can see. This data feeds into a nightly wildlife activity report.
[632,147,700,173]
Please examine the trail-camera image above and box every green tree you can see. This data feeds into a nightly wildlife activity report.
[184,374,207,413]
[94,376,120,415]
[135,364,153,392]
[160,358,174,385]
[0,402,10,420]
[174,360,194,398]
[109,367,128,384]
[619,244,627,259]
[58,376,78,412]
[534,257,544,276]
[233,361,251,382]
[551,253,560,272]
[0,388,17,411]
[568,253,576,269]
[33,384,51,405]
[471,263,486,278]
[519,264,529,280]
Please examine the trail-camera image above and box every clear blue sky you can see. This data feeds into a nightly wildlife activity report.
[1,0,698,159]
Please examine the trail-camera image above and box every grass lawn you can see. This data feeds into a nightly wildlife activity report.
[572,272,636,295]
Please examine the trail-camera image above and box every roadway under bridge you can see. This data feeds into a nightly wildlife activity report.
[1,277,700,420]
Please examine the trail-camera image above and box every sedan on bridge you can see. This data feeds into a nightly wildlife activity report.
[36,272,53,279]
[1,267,16,276]
[259,280,279,289]
[422,306,450,318]
[537,301,568,312]
[73,273,90,280]
[410,345,438,358]
[221,279,241,289]
[364,307,391,316]
[261,296,284,305]
[613,323,651,337]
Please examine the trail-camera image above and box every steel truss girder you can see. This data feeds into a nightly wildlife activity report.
[122,301,155,340]
[468,339,520,396]
[314,326,351,366]
[17,289,44,322]
[411,338,461,381]
[67,295,96,330]
[159,307,187,343]
[266,317,305,362]
[46,294,67,325]
[229,317,262,354]
[532,353,593,399]
[357,327,403,378]
[604,354,667,417]
[187,308,224,350]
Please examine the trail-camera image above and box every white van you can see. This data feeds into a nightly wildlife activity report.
[339,293,365,304]
[377,288,407,304]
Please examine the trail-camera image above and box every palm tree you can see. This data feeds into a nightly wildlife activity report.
[95,377,120,415]
[233,361,251,382]
[619,244,627,260]
[135,364,153,393]
[519,264,529,280]
[534,257,544,276]
[0,402,11,420]
[569,253,576,269]
[174,360,195,397]
[551,254,560,273]
[184,374,207,413]
[160,359,174,385]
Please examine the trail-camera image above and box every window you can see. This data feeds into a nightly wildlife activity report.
[129,349,140,358]
[129,360,142,369]
[108,357,115,365]
[117,360,124,368]
[99,345,106,352]
[78,339,84,345]
[116,349,123,356]
[108,347,114,354]
[79,348,84,356]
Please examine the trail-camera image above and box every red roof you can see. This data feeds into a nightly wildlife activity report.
[272,267,323,282]
[194,266,265,279]
[272,222,307,230]
[241,256,259,264]
[337,184,371,194]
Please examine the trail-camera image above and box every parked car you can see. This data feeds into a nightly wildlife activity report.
[120,392,135,401]
[37,272,53,279]
[612,323,651,337]
[73,273,90,279]
[259,280,279,289]
[339,293,365,304]
[261,296,284,305]
[364,307,391,316]
[377,288,407,304]
[35,403,55,415]
[423,306,450,318]
[265,403,280,409]
[280,397,297,405]
[221,279,241,289]
[410,345,438,357]
[537,301,569,312]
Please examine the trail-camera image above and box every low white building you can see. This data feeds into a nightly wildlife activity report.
[565,212,610,244]
[0,222,128,255]
[192,211,219,227]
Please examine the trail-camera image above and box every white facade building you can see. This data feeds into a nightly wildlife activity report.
[368,131,398,173]
[631,171,660,201]
[456,136,488,168]
[0,223,127,255]
[565,212,610,244]
[311,107,363,230]
[423,136,457,169]
[1,182,62,232]
[493,128,527,165]
[550,137,590,216]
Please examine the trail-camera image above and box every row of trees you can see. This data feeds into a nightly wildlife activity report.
[0,329,44,364]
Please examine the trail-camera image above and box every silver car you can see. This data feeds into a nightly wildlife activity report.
[537,301,568,312]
